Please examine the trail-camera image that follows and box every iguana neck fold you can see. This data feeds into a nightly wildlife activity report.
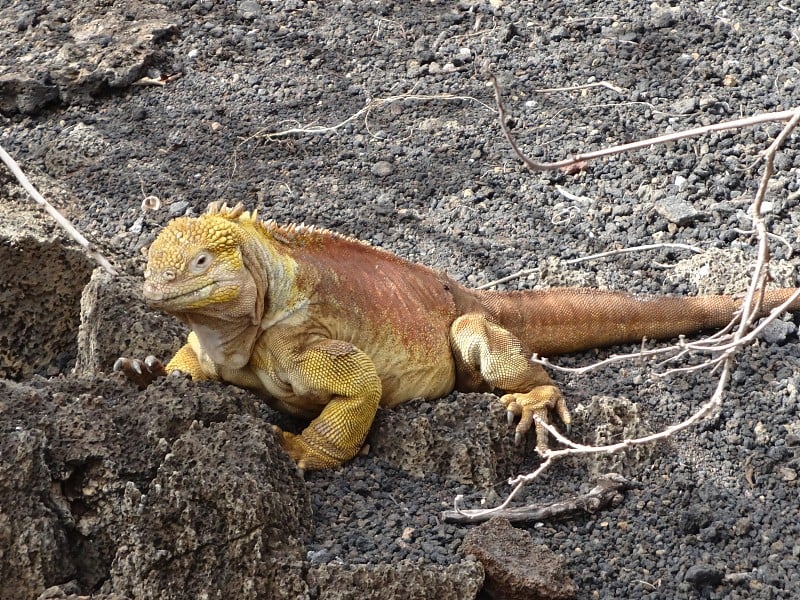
[192,220,311,367]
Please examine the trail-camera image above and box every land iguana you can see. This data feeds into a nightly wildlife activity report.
[115,202,800,470]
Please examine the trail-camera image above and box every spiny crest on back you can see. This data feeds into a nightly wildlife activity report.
[204,201,382,258]
[205,201,261,224]
[260,220,356,244]
[202,201,375,250]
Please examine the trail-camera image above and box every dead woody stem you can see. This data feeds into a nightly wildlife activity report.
[0,144,118,276]
[453,81,800,520]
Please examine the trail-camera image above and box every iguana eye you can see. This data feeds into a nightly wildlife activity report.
[190,251,212,274]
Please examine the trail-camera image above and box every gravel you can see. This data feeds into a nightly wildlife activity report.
[2,0,800,598]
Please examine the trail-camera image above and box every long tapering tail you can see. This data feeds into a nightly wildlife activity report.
[476,287,800,356]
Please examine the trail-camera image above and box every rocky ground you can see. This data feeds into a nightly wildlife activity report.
[2,0,800,598]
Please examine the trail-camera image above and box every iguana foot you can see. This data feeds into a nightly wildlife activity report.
[500,384,571,453]
[449,314,573,454]
[272,425,353,471]
[113,355,168,388]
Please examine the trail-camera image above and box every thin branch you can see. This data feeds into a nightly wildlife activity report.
[732,228,793,259]
[501,358,734,490]
[529,345,682,375]
[0,144,117,275]
[657,355,727,378]
[736,108,800,338]
[685,289,800,353]
[491,74,798,173]
[443,473,631,524]
[456,96,800,520]
[533,81,626,95]
[565,242,703,265]
[259,92,496,140]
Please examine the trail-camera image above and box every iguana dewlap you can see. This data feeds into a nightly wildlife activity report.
[116,202,800,470]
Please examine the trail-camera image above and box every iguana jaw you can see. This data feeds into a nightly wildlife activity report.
[143,277,240,312]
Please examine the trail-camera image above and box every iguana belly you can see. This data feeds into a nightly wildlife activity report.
[343,318,457,407]
[370,350,455,408]
[211,327,456,416]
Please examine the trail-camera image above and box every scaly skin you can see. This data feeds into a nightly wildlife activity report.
[117,202,800,470]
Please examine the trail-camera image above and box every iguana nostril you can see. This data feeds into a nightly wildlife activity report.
[143,281,159,299]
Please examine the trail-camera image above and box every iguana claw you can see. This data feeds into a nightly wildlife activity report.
[275,427,343,471]
[499,384,571,452]
[114,355,167,388]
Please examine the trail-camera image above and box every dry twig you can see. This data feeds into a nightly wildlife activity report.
[532,80,625,95]
[260,91,495,140]
[0,144,117,275]
[443,473,632,524]
[491,75,798,172]
[452,82,800,521]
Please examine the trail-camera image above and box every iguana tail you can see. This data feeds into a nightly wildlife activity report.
[476,287,800,357]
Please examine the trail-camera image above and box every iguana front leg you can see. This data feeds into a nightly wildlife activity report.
[117,334,380,470]
[114,332,211,387]
[273,339,382,470]
[450,314,571,453]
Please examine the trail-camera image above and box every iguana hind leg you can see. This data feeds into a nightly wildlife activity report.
[275,339,382,470]
[450,313,571,453]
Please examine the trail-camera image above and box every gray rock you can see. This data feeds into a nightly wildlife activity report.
[369,394,529,487]
[0,374,292,598]
[549,26,569,41]
[238,0,263,20]
[371,160,394,177]
[0,191,93,379]
[654,195,700,226]
[0,74,58,114]
[650,5,681,28]
[307,560,484,600]
[110,414,312,599]
[670,97,699,115]
[43,123,110,177]
[0,5,177,114]
[75,270,187,376]
[759,318,797,345]
[685,564,724,587]
[571,396,654,477]
[462,518,576,599]
[0,426,72,598]
[168,200,190,216]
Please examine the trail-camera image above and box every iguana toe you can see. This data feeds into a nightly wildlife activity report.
[499,384,570,452]
[145,355,164,372]
[114,355,167,388]
[275,427,345,471]
[506,409,516,426]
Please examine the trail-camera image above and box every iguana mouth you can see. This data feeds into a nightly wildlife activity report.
[144,281,215,304]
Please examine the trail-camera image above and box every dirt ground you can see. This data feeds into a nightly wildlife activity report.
[2,1,800,599]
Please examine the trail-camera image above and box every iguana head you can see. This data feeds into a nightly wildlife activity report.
[143,205,261,321]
